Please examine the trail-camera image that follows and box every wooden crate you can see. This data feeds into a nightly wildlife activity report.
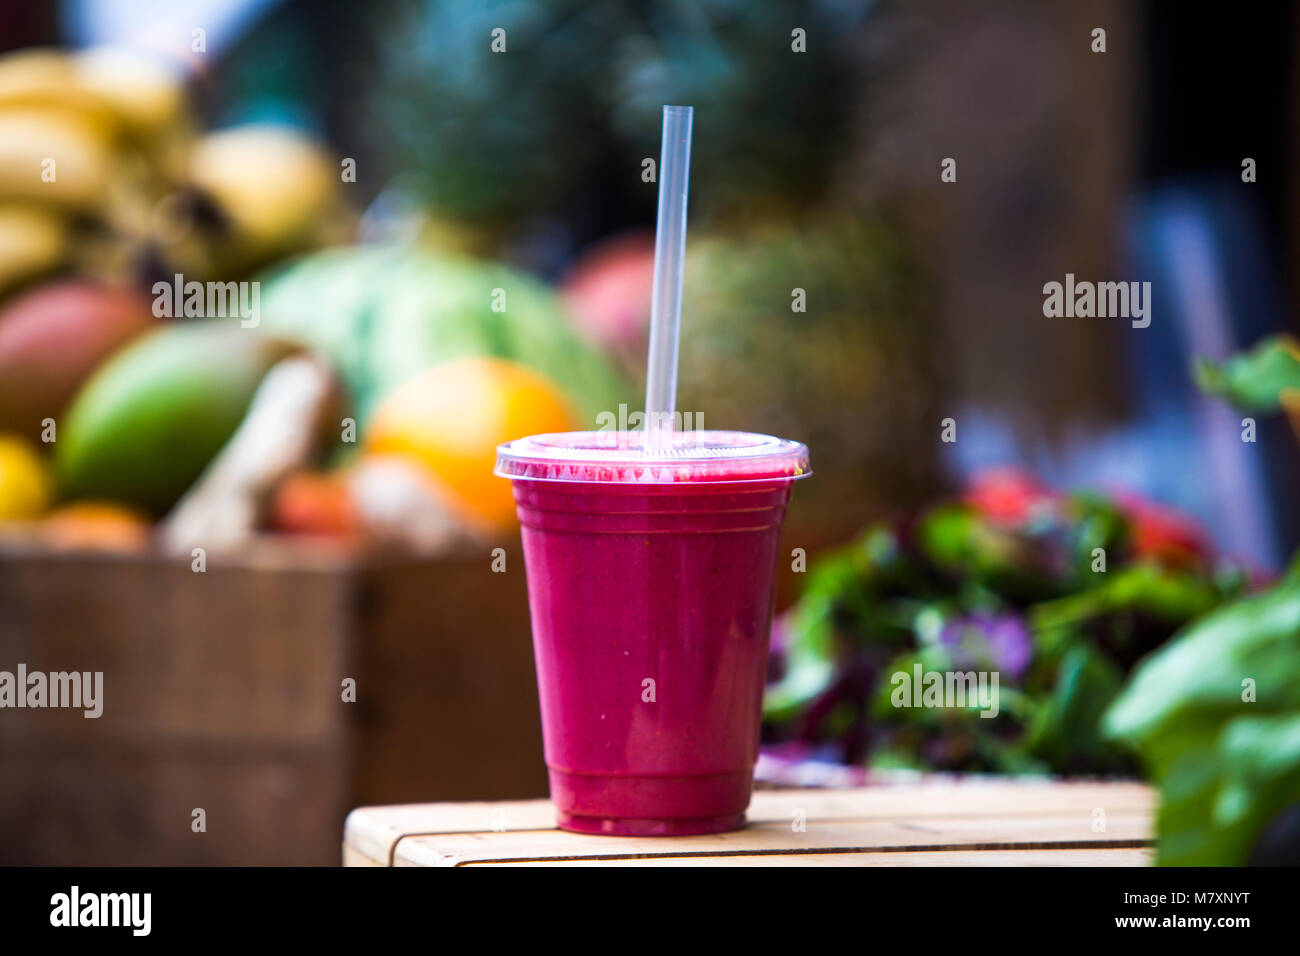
[343,780,1156,867]
[0,539,547,865]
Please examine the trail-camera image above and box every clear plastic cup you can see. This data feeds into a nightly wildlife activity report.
[496,429,809,835]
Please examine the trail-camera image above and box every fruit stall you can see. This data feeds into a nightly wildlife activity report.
[0,38,935,863]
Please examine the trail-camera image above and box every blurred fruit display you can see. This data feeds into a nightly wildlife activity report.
[158,354,345,554]
[366,357,582,532]
[0,23,928,559]
[257,243,632,426]
[0,45,347,302]
[0,46,188,294]
[0,41,369,546]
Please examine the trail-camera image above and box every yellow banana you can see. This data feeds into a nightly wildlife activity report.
[0,106,116,210]
[0,48,79,104]
[0,48,118,134]
[189,125,337,247]
[0,206,68,298]
[74,46,188,140]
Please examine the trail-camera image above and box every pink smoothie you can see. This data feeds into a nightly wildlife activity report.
[497,431,809,835]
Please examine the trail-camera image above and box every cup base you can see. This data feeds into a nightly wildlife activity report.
[547,767,753,837]
[556,810,747,837]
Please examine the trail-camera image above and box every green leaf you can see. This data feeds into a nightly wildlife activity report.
[1031,563,1219,636]
[1104,582,1300,743]
[1194,335,1300,412]
[1104,579,1300,864]
[762,595,837,723]
[1215,713,1300,829]
[1025,643,1128,771]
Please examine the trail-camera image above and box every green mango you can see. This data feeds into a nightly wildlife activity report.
[56,321,295,514]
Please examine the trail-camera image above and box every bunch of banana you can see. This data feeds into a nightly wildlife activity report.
[0,45,350,300]
[0,46,188,297]
[166,123,354,280]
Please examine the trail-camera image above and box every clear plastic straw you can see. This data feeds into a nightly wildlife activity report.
[644,105,693,448]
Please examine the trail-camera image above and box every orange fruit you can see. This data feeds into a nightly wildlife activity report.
[40,501,151,551]
[365,357,580,530]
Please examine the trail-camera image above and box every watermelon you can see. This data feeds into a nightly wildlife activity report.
[257,245,631,425]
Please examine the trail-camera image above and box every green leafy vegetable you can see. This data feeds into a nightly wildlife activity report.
[1104,581,1300,864]
[763,470,1249,777]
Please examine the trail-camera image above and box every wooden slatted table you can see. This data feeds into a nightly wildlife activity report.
[343,779,1155,867]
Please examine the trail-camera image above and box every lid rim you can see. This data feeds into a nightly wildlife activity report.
[494,430,810,484]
